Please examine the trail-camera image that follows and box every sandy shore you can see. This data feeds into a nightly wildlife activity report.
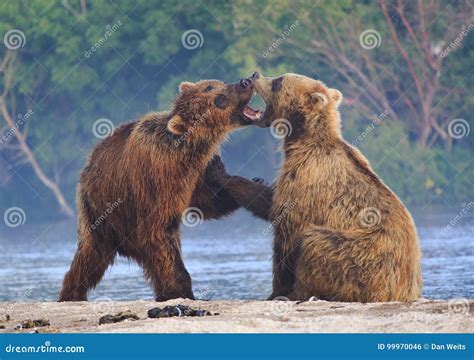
[0,298,472,333]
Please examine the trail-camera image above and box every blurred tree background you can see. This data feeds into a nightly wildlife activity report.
[0,0,472,220]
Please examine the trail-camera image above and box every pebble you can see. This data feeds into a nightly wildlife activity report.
[147,305,214,318]
[99,310,139,325]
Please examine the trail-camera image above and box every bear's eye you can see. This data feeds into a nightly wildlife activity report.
[204,85,214,92]
[272,77,283,92]
[214,94,229,109]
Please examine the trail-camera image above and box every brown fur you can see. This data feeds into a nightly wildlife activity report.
[227,73,422,302]
[59,78,256,302]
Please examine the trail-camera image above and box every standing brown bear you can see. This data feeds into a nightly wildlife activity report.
[59,77,262,302]
[224,72,422,302]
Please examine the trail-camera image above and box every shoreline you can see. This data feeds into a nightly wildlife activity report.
[0,298,472,333]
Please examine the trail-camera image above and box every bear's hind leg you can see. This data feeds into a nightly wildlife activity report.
[291,226,385,302]
[59,240,116,301]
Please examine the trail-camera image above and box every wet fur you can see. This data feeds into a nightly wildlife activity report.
[59,80,255,302]
[226,73,422,302]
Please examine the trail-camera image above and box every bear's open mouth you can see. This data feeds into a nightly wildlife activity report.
[242,104,262,121]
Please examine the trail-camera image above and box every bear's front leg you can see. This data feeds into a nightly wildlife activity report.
[142,231,195,302]
[220,175,274,221]
[269,234,299,299]
[190,154,240,220]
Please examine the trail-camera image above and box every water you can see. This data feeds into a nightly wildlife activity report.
[0,209,472,301]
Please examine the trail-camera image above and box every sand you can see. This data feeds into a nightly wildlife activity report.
[0,298,472,333]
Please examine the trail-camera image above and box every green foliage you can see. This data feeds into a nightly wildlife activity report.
[344,119,472,206]
[0,0,471,219]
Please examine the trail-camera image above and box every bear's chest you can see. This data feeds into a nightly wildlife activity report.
[272,161,328,231]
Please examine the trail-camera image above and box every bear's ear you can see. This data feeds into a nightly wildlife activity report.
[329,88,343,107]
[179,82,195,92]
[308,92,328,109]
[167,114,186,135]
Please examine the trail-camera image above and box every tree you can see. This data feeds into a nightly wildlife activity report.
[0,0,245,216]
[230,0,473,148]
[1,50,73,215]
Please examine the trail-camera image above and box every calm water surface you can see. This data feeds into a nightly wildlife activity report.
[0,209,472,301]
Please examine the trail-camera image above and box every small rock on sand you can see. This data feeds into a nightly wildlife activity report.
[99,310,139,325]
[16,319,50,329]
[148,305,213,318]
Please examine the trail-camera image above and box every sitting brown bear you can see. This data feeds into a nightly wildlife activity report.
[59,77,262,302]
[224,72,422,302]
